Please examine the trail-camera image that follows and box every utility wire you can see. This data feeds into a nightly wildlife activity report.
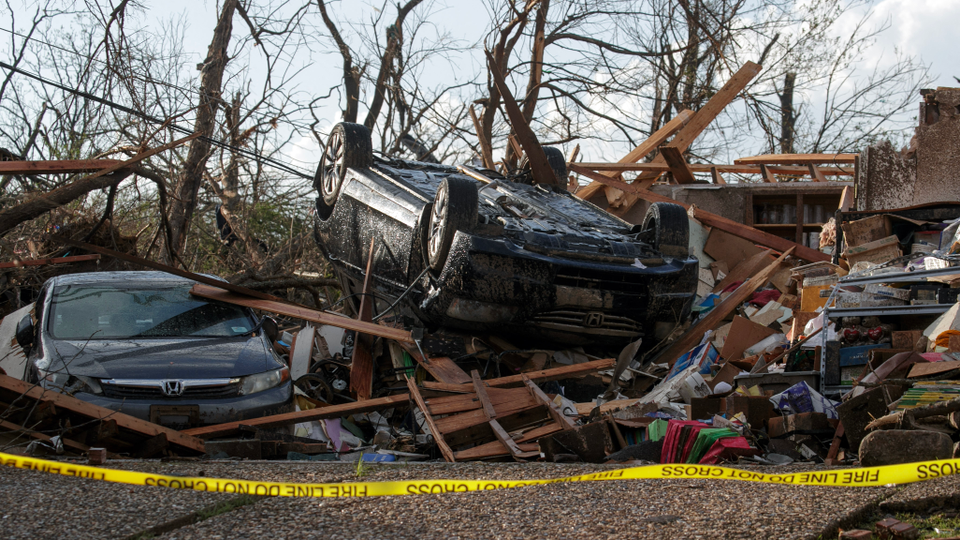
[0,60,314,180]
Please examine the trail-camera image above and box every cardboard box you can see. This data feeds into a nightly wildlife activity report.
[843,235,901,267]
[710,361,743,391]
[838,343,886,367]
[892,330,923,350]
[720,316,777,362]
[690,397,726,420]
[801,284,832,312]
[724,395,776,428]
[841,215,892,248]
[704,229,764,274]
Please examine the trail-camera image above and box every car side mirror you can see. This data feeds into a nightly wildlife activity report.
[260,317,279,342]
[15,314,34,348]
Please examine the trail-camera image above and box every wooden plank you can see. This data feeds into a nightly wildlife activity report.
[576,109,694,200]
[398,341,471,384]
[808,164,827,183]
[350,239,376,401]
[472,369,526,460]
[190,284,413,343]
[420,358,616,393]
[61,239,285,303]
[0,254,100,269]
[660,145,696,184]
[486,50,559,186]
[573,162,853,176]
[710,167,726,185]
[908,361,960,379]
[406,377,455,462]
[650,248,795,367]
[759,164,777,183]
[516,422,564,443]
[433,394,540,434]
[488,418,527,459]
[839,185,855,212]
[0,418,90,452]
[471,370,498,419]
[610,62,762,215]
[182,393,411,439]
[454,439,539,461]
[0,159,124,175]
[568,165,830,263]
[469,105,495,170]
[443,405,551,449]
[734,153,858,165]
[0,374,205,453]
[425,387,531,415]
[522,374,575,429]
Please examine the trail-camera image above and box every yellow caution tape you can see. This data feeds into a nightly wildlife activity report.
[4,452,960,497]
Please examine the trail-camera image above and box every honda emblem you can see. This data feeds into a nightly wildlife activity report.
[161,380,184,397]
[583,312,604,328]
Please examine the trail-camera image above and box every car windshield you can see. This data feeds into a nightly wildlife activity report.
[48,284,255,339]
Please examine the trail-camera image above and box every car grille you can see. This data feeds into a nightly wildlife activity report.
[101,382,240,400]
[554,266,652,296]
[531,310,642,337]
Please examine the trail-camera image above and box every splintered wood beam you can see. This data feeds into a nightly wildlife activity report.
[0,374,205,453]
[759,164,777,183]
[469,105,495,170]
[472,370,529,461]
[471,370,498,419]
[576,109,694,201]
[610,62,762,216]
[183,393,411,439]
[522,374,575,429]
[0,418,90,453]
[190,284,413,343]
[406,377,456,462]
[398,341,472,384]
[652,248,795,367]
[808,163,827,182]
[568,165,829,263]
[0,159,124,174]
[0,254,100,269]
[734,153,858,165]
[486,50,559,186]
[710,167,726,185]
[420,357,616,392]
[840,185,854,211]
[572,162,853,176]
[350,238,377,401]
[660,146,696,184]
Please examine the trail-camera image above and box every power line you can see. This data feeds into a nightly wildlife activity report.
[0,60,314,180]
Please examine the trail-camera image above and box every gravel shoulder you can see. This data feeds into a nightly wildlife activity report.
[4,459,958,540]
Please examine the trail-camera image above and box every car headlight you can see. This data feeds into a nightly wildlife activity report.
[41,372,102,395]
[240,367,290,395]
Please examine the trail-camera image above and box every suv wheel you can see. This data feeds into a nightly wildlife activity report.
[315,122,373,206]
[426,177,478,271]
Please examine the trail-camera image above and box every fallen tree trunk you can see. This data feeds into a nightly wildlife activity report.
[865,396,960,432]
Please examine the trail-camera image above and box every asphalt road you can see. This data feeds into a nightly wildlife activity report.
[1,459,957,540]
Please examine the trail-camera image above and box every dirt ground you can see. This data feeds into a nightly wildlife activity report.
[3,459,959,540]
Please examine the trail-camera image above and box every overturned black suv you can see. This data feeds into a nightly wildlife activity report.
[313,122,698,348]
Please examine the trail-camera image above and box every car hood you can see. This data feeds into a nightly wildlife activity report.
[47,337,277,380]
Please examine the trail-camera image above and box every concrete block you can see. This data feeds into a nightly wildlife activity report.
[860,430,954,467]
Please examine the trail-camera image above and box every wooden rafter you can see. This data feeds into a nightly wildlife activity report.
[349,238,377,401]
[734,153,857,165]
[660,146,696,184]
[576,109,694,200]
[569,164,829,263]
[571,162,853,176]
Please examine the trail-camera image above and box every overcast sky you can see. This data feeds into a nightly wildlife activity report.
[14,0,956,170]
